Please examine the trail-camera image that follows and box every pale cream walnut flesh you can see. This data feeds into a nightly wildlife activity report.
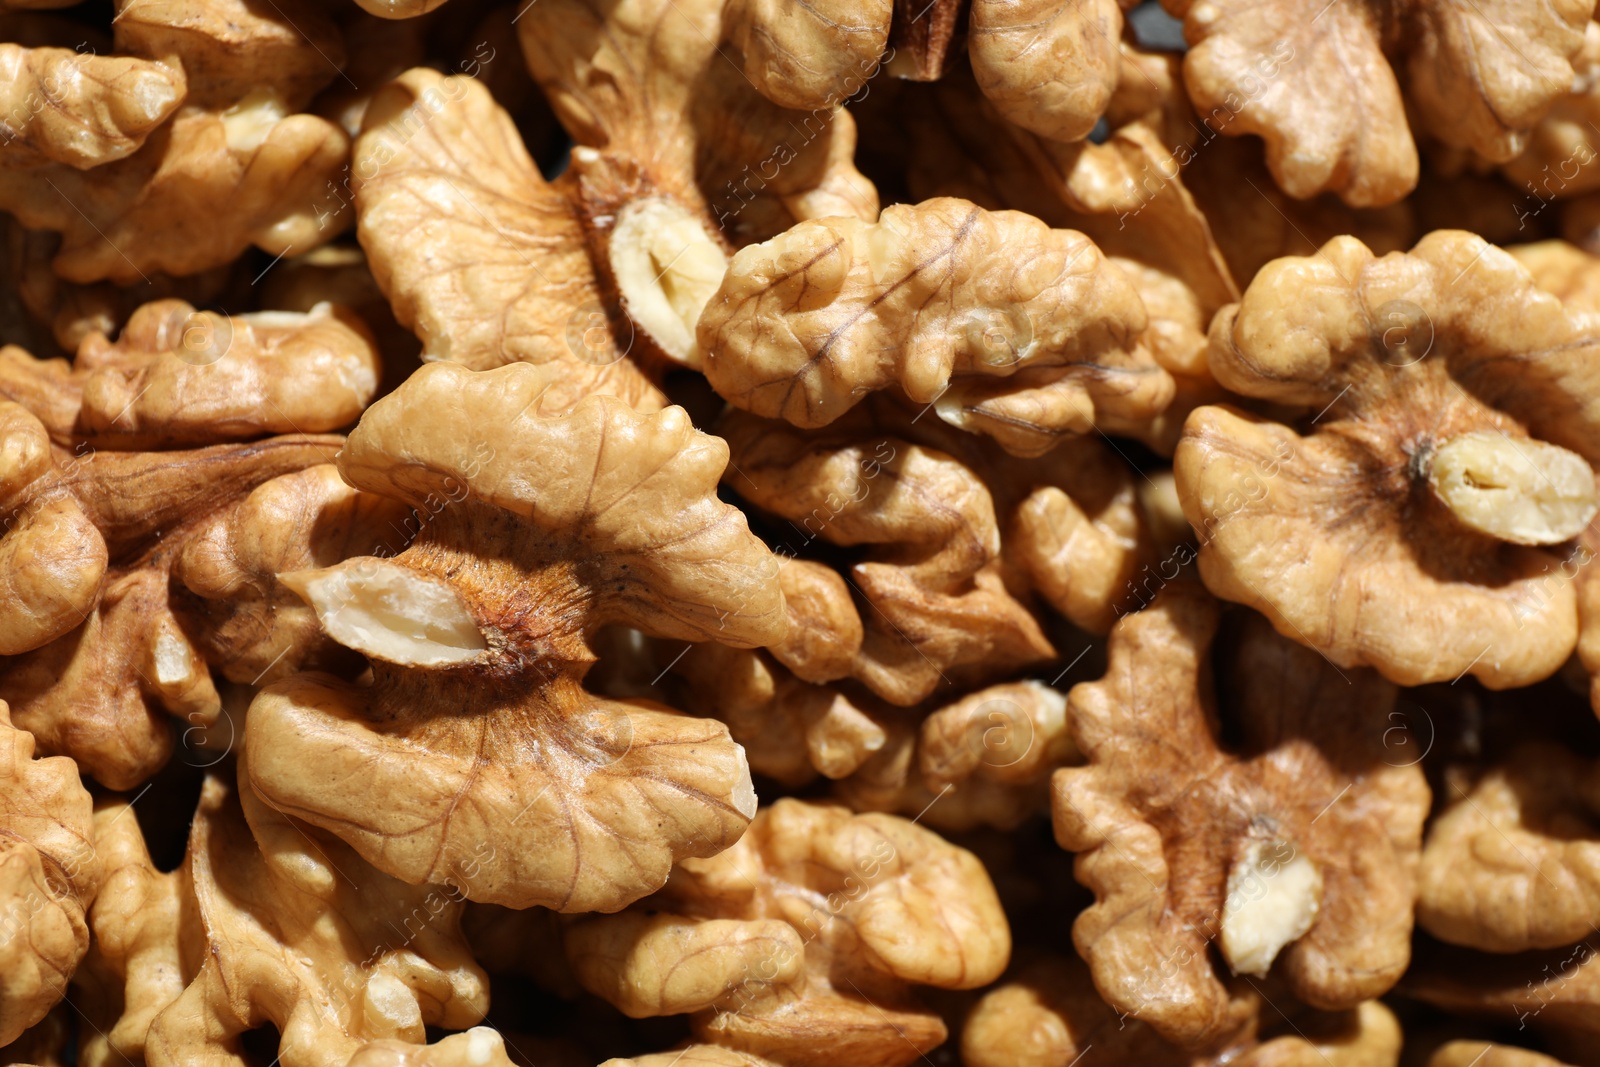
[1220,838,1324,978]
[1424,432,1598,545]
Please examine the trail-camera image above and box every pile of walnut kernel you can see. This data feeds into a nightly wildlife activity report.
[13,0,1600,1065]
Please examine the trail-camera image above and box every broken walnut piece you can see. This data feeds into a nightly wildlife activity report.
[0,298,379,449]
[0,400,106,656]
[700,197,1169,456]
[246,360,784,912]
[352,68,668,406]
[0,699,101,1047]
[564,798,1009,1067]
[1162,0,1593,207]
[1176,230,1600,688]
[1418,743,1600,953]
[1053,585,1428,1049]
[1510,239,1600,323]
[721,409,1055,705]
[1498,21,1600,204]
[143,767,489,1067]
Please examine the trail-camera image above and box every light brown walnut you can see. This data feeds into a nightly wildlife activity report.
[564,798,1009,1067]
[0,101,349,284]
[0,36,184,168]
[351,69,669,406]
[72,796,188,1067]
[0,397,346,785]
[724,0,891,111]
[143,769,489,1067]
[720,409,1055,705]
[0,699,101,1047]
[1418,744,1600,952]
[0,299,379,448]
[967,0,1135,144]
[1053,585,1428,1049]
[837,680,1078,833]
[108,0,344,113]
[670,642,885,788]
[699,197,1169,457]
[518,0,878,246]
[1175,231,1600,688]
[1162,0,1594,206]
[1511,239,1600,322]
[962,953,1404,1067]
[1498,22,1600,204]
[245,361,785,912]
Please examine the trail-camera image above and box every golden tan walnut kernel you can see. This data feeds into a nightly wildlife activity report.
[245,360,784,911]
[1498,22,1600,203]
[873,64,1242,452]
[1053,586,1428,1049]
[724,0,891,111]
[72,796,187,1067]
[143,768,488,1067]
[669,642,885,788]
[602,1049,784,1067]
[519,0,878,245]
[1511,239,1600,321]
[352,68,668,407]
[349,1038,782,1067]
[0,464,383,790]
[0,699,101,1047]
[0,101,350,283]
[109,0,344,113]
[967,0,1133,144]
[1176,231,1600,688]
[0,314,373,784]
[1162,0,1593,207]
[564,798,1009,1067]
[0,35,184,168]
[836,680,1078,833]
[700,197,1169,456]
[962,952,1403,1067]
[721,410,1055,705]
[897,53,1242,410]
[0,299,379,448]
[1417,743,1600,952]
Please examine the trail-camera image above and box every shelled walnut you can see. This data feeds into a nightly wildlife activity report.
[563,799,1009,1067]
